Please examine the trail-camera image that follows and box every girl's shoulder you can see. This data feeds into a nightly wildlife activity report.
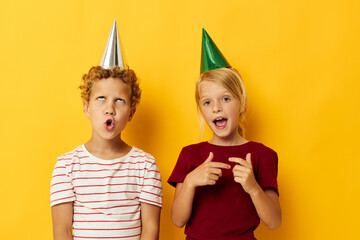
[179,142,209,161]
[239,141,277,157]
[181,141,207,151]
[180,141,275,152]
[245,141,276,152]
[180,141,277,159]
[245,141,278,164]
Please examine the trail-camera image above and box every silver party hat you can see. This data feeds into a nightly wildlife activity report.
[100,20,124,69]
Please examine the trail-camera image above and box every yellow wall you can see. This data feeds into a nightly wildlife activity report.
[1,0,359,239]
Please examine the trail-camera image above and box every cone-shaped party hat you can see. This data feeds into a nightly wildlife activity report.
[100,20,124,69]
[201,28,230,74]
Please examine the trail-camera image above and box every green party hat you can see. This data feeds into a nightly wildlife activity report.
[201,28,230,74]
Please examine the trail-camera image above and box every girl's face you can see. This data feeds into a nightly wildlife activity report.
[199,80,242,145]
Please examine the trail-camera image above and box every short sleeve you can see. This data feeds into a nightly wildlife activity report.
[139,159,163,208]
[255,150,279,195]
[167,149,189,187]
[50,156,75,207]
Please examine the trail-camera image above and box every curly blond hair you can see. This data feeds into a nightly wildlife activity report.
[79,66,141,108]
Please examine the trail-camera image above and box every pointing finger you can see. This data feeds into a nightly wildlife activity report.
[228,157,250,167]
[205,152,214,163]
[209,162,231,169]
[246,153,252,165]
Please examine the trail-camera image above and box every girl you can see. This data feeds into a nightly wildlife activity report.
[168,67,282,239]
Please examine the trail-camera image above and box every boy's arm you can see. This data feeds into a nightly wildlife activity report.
[140,202,161,240]
[51,202,74,240]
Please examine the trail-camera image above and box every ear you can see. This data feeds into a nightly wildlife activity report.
[128,107,136,121]
[83,102,90,118]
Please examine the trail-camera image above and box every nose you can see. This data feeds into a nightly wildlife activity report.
[212,101,222,113]
[105,103,115,116]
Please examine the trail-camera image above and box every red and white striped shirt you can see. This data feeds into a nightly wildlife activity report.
[50,145,162,239]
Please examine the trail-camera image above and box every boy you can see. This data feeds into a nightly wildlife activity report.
[50,21,162,240]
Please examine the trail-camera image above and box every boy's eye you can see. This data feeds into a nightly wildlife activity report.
[116,98,125,103]
[97,96,105,101]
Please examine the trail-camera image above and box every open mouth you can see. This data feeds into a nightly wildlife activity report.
[105,119,114,130]
[213,118,227,128]
[106,119,113,126]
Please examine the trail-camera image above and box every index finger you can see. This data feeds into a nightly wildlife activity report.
[209,162,231,169]
[228,157,248,166]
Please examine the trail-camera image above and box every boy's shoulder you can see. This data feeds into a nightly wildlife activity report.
[52,145,88,176]
[128,146,157,164]
[56,145,89,163]
[57,145,157,163]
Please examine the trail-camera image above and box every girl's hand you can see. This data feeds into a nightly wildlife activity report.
[229,153,260,195]
[185,152,230,188]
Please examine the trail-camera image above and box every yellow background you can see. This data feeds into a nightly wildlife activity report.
[1,0,359,239]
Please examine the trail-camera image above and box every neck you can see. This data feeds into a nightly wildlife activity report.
[209,132,248,146]
[85,135,130,156]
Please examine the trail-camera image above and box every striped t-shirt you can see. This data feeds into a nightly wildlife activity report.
[50,145,163,239]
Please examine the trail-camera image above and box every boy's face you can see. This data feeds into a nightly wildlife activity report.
[83,77,135,141]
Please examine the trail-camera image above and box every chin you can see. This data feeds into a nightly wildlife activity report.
[101,132,121,140]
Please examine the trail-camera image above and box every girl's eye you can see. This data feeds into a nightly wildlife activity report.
[203,100,211,106]
[116,99,125,103]
[97,96,105,101]
[223,97,230,102]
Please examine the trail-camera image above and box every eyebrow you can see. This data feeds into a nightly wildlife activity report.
[200,91,232,99]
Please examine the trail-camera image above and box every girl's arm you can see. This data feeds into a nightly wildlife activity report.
[171,181,196,228]
[249,188,281,230]
[140,202,161,240]
[51,202,74,240]
[171,152,230,228]
[229,153,282,230]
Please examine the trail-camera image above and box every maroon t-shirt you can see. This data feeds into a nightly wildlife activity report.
[168,141,279,240]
